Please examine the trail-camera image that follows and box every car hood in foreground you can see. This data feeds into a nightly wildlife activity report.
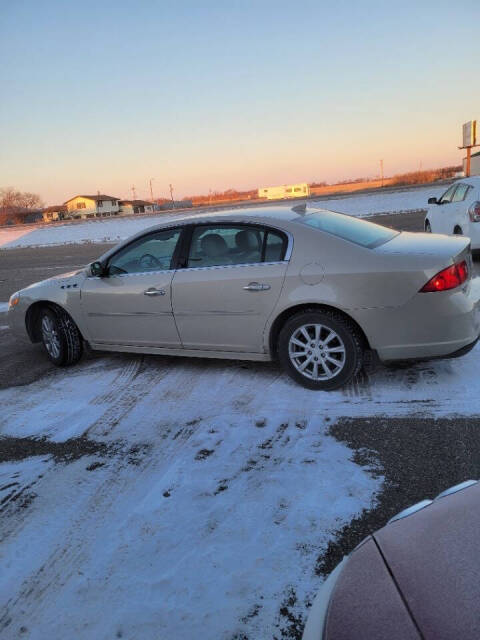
[322,481,480,639]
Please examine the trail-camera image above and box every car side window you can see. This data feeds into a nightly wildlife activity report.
[264,230,287,262]
[108,228,181,275]
[452,184,471,202]
[439,184,458,204]
[187,225,265,268]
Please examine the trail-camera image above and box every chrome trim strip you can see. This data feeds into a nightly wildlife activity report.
[109,269,173,279]
[88,269,173,279]
[179,260,288,273]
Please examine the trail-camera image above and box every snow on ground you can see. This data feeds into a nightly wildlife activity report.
[0,185,445,250]
[317,184,445,217]
[1,331,480,639]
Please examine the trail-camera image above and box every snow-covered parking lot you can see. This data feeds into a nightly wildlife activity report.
[1,331,480,639]
[1,184,478,640]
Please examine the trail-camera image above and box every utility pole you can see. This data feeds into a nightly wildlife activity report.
[169,183,175,208]
[149,178,154,204]
[131,185,137,200]
[380,159,384,187]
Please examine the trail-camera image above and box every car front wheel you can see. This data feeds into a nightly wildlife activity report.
[40,307,83,366]
[278,310,363,390]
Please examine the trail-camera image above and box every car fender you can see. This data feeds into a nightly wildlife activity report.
[15,270,88,342]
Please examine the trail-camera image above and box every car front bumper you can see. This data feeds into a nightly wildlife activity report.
[7,300,31,342]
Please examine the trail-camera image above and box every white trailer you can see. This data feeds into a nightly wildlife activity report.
[258,183,310,200]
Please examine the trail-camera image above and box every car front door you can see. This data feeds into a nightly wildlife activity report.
[172,224,289,353]
[81,227,183,347]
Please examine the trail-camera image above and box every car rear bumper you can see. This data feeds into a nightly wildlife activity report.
[353,278,480,362]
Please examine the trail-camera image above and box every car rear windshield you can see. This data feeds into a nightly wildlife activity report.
[296,210,399,248]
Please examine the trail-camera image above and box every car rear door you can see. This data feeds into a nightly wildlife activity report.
[171,223,289,353]
[434,184,458,233]
[450,183,474,234]
[81,227,183,347]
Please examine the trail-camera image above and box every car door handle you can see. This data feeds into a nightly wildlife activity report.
[243,282,271,292]
[144,287,166,296]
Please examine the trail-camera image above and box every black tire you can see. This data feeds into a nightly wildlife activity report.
[453,225,463,235]
[278,310,364,390]
[39,307,83,366]
[425,220,432,233]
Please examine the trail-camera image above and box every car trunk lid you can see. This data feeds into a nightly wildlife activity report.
[376,230,470,263]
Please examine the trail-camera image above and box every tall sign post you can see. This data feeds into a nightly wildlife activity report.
[460,121,478,177]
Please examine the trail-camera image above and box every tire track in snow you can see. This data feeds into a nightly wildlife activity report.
[0,414,209,635]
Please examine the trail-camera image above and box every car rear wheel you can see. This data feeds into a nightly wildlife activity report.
[453,225,463,235]
[278,310,363,390]
[40,307,83,366]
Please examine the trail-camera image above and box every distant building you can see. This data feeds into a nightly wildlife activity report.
[258,183,310,200]
[158,200,193,210]
[258,182,310,200]
[463,151,480,177]
[42,205,67,222]
[159,200,193,211]
[119,199,154,215]
[64,194,120,219]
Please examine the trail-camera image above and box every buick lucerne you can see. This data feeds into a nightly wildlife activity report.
[7,206,480,390]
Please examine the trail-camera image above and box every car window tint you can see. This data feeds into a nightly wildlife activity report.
[264,230,287,261]
[188,225,265,268]
[452,184,471,202]
[297,210,398,248]
[439,184,457,204]
[108,228,181,275]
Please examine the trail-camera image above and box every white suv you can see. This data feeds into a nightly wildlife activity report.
[425,176,480,248]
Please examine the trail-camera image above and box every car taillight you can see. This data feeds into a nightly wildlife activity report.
[468,201,480,222]
[420,260,469,292]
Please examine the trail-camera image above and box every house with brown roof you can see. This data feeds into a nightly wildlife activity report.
[64,194,120,219]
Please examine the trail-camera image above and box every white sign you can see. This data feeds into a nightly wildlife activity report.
[463,120,477,147]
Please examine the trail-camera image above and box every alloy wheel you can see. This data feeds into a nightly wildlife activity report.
[288,323,346,381]
[41,315,61,359]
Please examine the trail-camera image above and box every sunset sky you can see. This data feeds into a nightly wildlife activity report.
[1,0,479,205]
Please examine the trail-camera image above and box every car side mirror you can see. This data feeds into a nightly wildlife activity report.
[90,261,106,277]
[428,197,438,205]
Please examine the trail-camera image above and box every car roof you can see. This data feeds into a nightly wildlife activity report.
[144,204,307,228]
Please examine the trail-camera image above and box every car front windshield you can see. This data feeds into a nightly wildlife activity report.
[296,210,399,248]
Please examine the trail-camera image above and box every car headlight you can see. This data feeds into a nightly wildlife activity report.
[8,292,20,309]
